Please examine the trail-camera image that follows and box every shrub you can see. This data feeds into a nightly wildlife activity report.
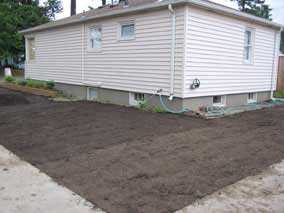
[5,76,15,83]
[274,91,284,98]
[45,80,55,89]
[26,79,45,88]
[16,79,27,86]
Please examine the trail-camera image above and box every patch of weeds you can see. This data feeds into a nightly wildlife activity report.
[5,76,15,83]
[16,79,27,86]
[152,106,165,113]
[274,91,284,98]
[26,79,45,88]
[45,80,55,89]
[138,100,150,111]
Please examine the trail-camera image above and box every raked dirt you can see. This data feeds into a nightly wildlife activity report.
[0,145,105,213]
[176,160,284,213]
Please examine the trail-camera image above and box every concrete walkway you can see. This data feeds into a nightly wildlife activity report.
[0,145,105,213]
[176,160,284,213]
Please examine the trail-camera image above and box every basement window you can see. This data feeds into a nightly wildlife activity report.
[213,95,226,106]
[129,92,145,106]
[87,87,98,101]
[248,93,257,103]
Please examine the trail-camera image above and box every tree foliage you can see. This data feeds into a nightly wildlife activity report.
[231,0,272,20]
[44,0,63,20]
[0,0,62,66]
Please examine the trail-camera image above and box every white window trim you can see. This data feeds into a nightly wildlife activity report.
[247,92,257,104]
[129,92,145,106]
[212,95,227,107]
[26,37,35,62]
[243,27,255,65]
[118,21,136,41]
[88,26,102,52]
[87,87,98,101]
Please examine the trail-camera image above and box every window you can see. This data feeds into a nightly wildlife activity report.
[213,95,226,106]
[87,87,98,101]
[119,22,135,40]
[244,29,254,64]
[28,38,35,61]
[129,92,145,105]
[248,93,257,103]
[134,93,145,102]
[89,27,102,50]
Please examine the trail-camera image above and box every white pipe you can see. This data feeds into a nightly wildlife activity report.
[168,4,176,101]
[270,28,282,100]
[81,23,85,84]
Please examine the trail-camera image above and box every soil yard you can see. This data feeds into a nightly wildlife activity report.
[1,88,284,213]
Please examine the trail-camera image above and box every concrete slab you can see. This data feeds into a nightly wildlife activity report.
[0,145,105,213]
[176,160,284,213]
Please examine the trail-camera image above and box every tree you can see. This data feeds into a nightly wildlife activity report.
[231,0,272,20]
[44,0,63,20]
[0,0,62,67]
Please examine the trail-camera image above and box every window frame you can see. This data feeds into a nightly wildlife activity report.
[118,21,136,41]
[87,87,98,101]
[26,37,35,62]
[212,95,226,107]
[247,92,257,103]
[243,28,255,65]
[88,26,102,52]
[129,92,145,106]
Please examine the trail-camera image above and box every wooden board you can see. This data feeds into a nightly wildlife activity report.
[277,56,284,92]
[0,83,58,97]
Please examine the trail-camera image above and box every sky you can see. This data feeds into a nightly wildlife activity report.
[50,0,284,24]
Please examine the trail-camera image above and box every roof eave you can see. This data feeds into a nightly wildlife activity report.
[20,0,283,34]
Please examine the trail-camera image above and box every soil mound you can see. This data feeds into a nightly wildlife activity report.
[0,94,30,106]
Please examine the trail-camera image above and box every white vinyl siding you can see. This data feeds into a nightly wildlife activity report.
[25,8,185,97]
[183,6,281,98]
[83,8,185,97]
[25,25,83,85]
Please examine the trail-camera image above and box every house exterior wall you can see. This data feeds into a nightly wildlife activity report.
[183,6,281,98]
[25,25,83,85]
[25,7,186,98]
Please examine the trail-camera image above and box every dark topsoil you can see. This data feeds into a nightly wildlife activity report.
[1,88,284,213]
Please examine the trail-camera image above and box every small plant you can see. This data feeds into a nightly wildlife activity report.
[274,91,284,98]
[5,76,15,83]
[26,79,45,88]
[16,79,27,86]
[138,100,149,111]
[45,80,55,89]
[152,106,164,113]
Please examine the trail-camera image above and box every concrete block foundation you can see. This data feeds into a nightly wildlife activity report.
[55,82,271,112]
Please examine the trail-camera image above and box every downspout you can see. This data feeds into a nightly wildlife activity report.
[81,23,85,84]
[270,27,282,100]
[168,4,176,101]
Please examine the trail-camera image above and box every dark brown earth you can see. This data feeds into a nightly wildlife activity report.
[1,88,284,213]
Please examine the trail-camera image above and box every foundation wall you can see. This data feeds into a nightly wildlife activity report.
[55,82,271,112]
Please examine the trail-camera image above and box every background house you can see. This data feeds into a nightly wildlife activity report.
[21,0,282,111]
